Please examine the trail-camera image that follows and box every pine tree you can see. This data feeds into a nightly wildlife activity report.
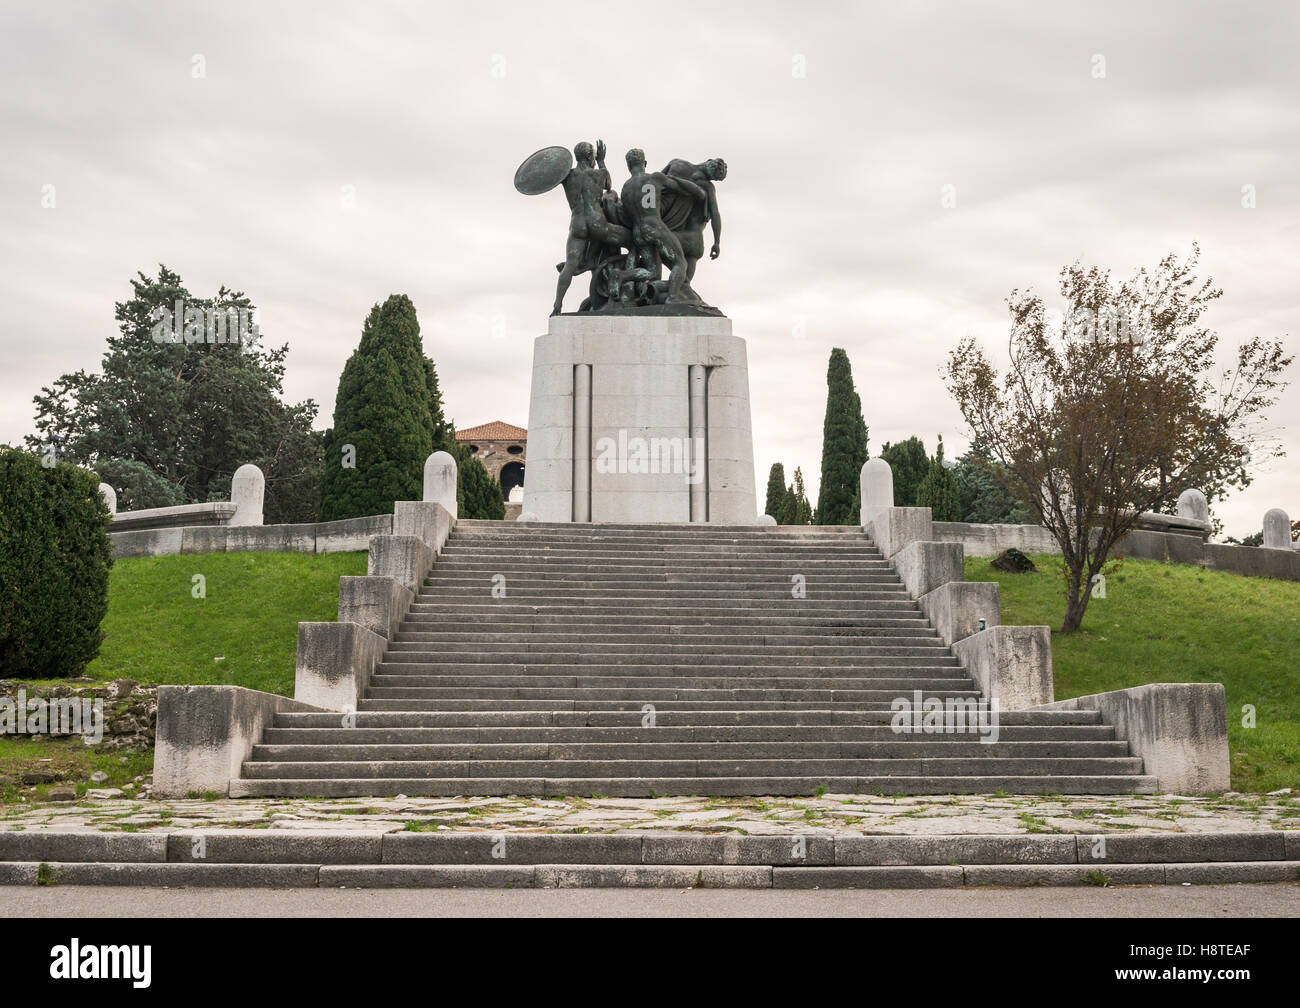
[320,295,435,521]
[915,435,962,521]
[878,437,929,507]
[815,348,868,524]
[456,445,505,520]
[792,467,813,525]
[764,463,787,519]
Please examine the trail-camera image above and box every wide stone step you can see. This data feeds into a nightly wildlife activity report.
[356,698,982,712]
[434,556,891,568]
[229,774,1160,797]
[424,572,902,585]
[250,740,1134,761]
[384,642,956,659]
[408,601,924,615]
[398,614,935,631]
[239,756,1146,780]
[366,677,974,695]
[265,721,1117,742]
[391,629,947,645]
[374,661,963,676]
[362,686,983,702]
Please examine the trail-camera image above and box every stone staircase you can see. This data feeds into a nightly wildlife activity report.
[231,521,1155,797]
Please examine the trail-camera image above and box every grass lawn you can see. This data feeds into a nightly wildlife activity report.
[967,553,1300,793]
[1,552,367,803]
[86,551,368,696]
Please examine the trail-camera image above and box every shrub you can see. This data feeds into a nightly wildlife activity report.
[0,447,113,677]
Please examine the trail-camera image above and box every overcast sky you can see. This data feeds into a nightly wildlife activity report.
[2,0,1296,536]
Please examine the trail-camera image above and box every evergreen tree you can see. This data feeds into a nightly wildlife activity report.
[456,445,505,520]
[915,435,962,521]
[952,434,1033,524]
[320,295,436,521]
[878,436,928,507]
[27,265,322,522]
[791,467,813,525]
[764,463,787,519]
[815,348,868,524]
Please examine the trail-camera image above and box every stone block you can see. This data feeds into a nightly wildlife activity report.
[1036,683,1229,793]
[893,539,964,598]
[153,685,325,797]
[393,500,453,553]
[367,534,434,592]
[422,451,458,518]
[294,622,387,711]
[338,576,413,639]
[953,625,1053,710]
[866,506,933,559]
[229,463,265,526]
[918,580,1001,645]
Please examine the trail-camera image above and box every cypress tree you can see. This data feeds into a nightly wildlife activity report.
[764,463,787,519]
[879,437,929,507]
[320,295,434,521]
[915,435,962,521]
[792,467,813,525]
[815,348,868,524]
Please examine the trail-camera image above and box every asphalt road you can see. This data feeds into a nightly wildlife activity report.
[6,882,1298,917]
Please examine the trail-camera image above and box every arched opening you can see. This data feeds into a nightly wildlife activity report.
[500,461,525,500]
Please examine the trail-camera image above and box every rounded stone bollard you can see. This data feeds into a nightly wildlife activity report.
[860,458,894,523]
[1262,507,1291,550]
[423,451,458,519]
[1176,488,1209,524]
[229,464,265,526]
[98,482,117,516]
[756,513,777,526]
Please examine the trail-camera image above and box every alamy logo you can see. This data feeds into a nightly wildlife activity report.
[890,689,1000,744]
[149,300,257,345]
[49,940,151,988]
[1,690,103,745]
[594,431,704,484]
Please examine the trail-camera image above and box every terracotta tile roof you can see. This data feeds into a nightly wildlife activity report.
[454,420,527,442]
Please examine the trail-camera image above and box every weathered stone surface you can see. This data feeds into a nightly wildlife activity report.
[991,547,1036,573]
[229,463,265,527]
[953,625,1053,710]
[166,830,382,864]
[1262,507,1292,550]
[422,451,459,519]
[917,580,1001,645]
[337,576,412,640]
[98,482,116,515]
[393,501,453,552]
[1037,683,1229,794]
[836,834,1074,866]
[931,521,1057,558]
[866,506,933,559]
[1080,831,1283,864]
[0,832,166,863]
[893,539,964,598]
[859,458,894,523]
[153,685,325,798]
[382,832,641,865]
[774,865,962,889]
[367,535,433,592]
[294,622,387,711]
[1176,488,1210,524]
[523,314,757,524]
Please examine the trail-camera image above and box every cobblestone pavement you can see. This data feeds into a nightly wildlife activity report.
[1,789,1294,835]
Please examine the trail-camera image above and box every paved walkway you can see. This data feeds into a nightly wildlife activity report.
[3,789,1294,836]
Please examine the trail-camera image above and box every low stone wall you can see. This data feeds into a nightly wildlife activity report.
[934,520,1300,582]
[110,514,392,558]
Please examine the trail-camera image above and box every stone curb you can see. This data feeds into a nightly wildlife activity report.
[0,830,1293,868]
[4,860,1294,889]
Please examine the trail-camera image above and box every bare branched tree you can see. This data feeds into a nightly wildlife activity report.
[945,246,1291,631]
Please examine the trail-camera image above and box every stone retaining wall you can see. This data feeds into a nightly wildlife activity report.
[109,514,392,558]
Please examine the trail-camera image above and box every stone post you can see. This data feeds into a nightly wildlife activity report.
[98,482,117,516]
[423,450,458,519]
[229,464,264,526]
[1262,508,1291,550]
[1176,488,1209,524]
[860,458,894,525]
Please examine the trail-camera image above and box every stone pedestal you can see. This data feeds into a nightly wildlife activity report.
[523,314,757,523]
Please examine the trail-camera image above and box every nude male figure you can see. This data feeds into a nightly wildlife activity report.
[662,157,726,286]
[618,148,707,305]
[553,140,631,315]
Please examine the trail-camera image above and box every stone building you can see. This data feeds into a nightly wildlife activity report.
[455,420,527,519]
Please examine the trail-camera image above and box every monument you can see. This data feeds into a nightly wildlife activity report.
[514,141,756,523]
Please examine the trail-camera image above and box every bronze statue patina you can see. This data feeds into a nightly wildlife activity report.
[514,141,727,315]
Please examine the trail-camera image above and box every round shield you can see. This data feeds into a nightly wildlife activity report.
[514,146,573,195]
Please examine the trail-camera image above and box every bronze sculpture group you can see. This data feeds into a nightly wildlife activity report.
[514,142,727,314]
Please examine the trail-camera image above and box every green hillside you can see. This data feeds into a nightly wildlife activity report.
[968,554,1300,793]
